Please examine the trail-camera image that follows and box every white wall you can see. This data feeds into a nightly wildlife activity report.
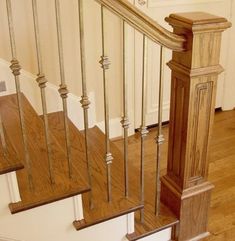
[0,58,96,131]
[222,0,235,110]
[0,173,172,241]
[0,57,127,138]
[0,0,123,123]
[0,175,131,241]
[133,0,235,128]
[0,0,234,136]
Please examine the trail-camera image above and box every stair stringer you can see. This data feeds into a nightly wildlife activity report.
[0,174,173,241]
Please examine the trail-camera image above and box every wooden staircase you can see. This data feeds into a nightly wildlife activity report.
[0,1,231,239]
[0,93,90,213]
[46,112,144,230]
[114,127,179,240]
[0,93,178,239]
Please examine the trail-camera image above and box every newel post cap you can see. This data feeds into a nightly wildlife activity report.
[165,12,232,33]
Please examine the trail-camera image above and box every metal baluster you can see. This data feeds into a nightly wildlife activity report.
[99,5,113,203]
[155,46,165,216]
[139,35,148,223]
[78,0,93,208]
[6,0,33,188]
[55,0,72,178]
[32,0,54,184]
[121,21,130,198]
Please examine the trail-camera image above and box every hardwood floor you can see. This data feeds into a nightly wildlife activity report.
[205,109,235,241]
[47,112,177,233]
[114,115,178,240]
[113,109,235,241]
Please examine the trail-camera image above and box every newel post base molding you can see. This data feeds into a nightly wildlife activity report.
[161,12,231,241]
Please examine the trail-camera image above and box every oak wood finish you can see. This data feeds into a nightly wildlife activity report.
[0,94,90,213]
[115,110,235,241]
[68,115,176,232]
[74,126,143,229]
[46,112,143,230]
[160,12,231,241]
[114,125,178,241]
[0,130,23,175]
[0,7,231,241]
[94,0,186,51]
[205,110,235,241]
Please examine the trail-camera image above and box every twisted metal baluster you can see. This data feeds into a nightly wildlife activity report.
[6,0,33,188]
[32,0,54,184]
[55,0,72,178]
[78,0,93,209]
[139,35,148,224]
[121,20,130,198]
[155,46,165,216]
[99,5,113,203]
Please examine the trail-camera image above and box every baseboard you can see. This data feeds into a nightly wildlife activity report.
[0,58,96,131]
[0,58,126,137]
[0,236,22,241]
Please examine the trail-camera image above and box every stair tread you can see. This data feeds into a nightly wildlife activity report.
[47,112,143,230]
[113,129,178,240]
[0,129,24,175]
[47,112,143,229]
[126,203,178,240]
[0,94,90,213]
[79,126,143,229]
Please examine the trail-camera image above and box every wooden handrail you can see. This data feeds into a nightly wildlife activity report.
[94,0,186,51]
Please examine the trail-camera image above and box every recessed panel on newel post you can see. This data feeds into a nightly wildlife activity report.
[160,12,231,241]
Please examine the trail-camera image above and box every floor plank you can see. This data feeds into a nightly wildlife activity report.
[114,109,235,241]
[114,122,177,240]
[204,109,235,241]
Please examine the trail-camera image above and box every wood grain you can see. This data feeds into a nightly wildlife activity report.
[114,125,178,240]
[161,12,231,241]
[115,109,235,241]
[73,126,143,230]
[0,128,23,175]
[166,12,231,32]
[204,109,235,241]
[0,94,90,213]
[46,112,144,230]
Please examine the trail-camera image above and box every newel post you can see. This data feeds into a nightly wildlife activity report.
[161,12,231,241]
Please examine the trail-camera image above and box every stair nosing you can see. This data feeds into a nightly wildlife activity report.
[126,220,179,241]
[73,203,144,231]
[9,184,91,214]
